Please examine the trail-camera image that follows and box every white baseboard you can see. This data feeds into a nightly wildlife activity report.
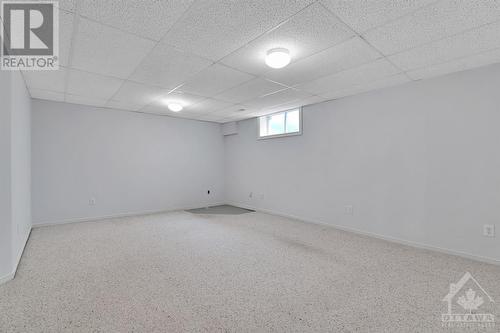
[33,202,225,228]
[15,226,32,271]
[0,225,32,285]
[30,201,499,266]
[0,271,15,285]
[227,201,500,266]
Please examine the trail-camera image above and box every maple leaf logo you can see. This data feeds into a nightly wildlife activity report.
[457,288,484,313]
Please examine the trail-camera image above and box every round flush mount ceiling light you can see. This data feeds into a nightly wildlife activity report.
[167,103,183,112]
[265,48,291,69]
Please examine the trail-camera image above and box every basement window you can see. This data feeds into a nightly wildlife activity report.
[258,108,302,139]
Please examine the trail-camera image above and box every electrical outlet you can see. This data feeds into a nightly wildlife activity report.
[89,197,96,206]
[344,205,354,215]
[483,224,495,237]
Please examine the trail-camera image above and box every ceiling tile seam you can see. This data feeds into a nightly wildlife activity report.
[108,40,226,107]
[141,0,221,63]
[94,0,207,108]
[60,0,313,117]
[75,14,157,43]
[314,70,405,97]
[402,44,500,78]
[105,44,212,109]
[210,61,261,78]
[191,77,286,106]
[63,0,82,103]
[188,99,240,114]
[26,87,67,95]
[62,98,220,124]
[172,62,258,95]
[365,15,500,59]
[209,0,321,64]
[322,72,411,96]
[178,73,260,103]
[358,35,413,81]
[353,0,442,36]
[286,55,383,90]
[216,86,291,108]
[75,0,198,43]
[133,85,213,115]
[62,65,125,81]
[316,3,392,60]
[317,2,410,81]
[261,78,296,90]
[56,1,77,13]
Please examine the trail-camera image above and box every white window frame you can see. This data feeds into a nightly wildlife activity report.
[257,108,302,140]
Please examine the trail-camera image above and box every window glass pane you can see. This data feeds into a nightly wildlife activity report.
[285,109,300,133]
[268,113,285,135]
[259,117,268,137]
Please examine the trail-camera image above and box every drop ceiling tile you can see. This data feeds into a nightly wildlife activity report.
[141,104,202,118]
[65,94,108,107]
[29,89,65,102]
[67,69,123,100]
[173,114,214,122]
[320,0,435,33]
[160,0,314,61]
[142,91,207,115]
[222,104,254,112]
[214,78,287,103]
[161,91,207,107]
[320,74,410,100]
[264,37,381,86]
[78,0,194,41]
[209,104,257,120]
[129,42,212,89]
[266,95,327,112]
[247,94,324,116]
[105,100,144,112]
[194,113,228,122]
[55,0,76,12]
[71,18,156,78]
[221,114,252,123]
[190,98,234,114]
[406,48,500,80]
[180,64,254,97]
[29,0,76,12]
[364,0,500,55]
[243,88,314,110]
[111,81,170,106]
[389,20,500,71]
[59,9,74,67]
[22,67,67,92]
[297,58,400,95]
[220,2,354,75]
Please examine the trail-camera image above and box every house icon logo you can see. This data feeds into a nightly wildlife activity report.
[442,272,495,328]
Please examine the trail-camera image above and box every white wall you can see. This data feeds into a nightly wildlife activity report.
[0,69,13,280]
[31,100,225,225]
[0,69,32,283]
[11,71,32,267]
[225,63,500,263]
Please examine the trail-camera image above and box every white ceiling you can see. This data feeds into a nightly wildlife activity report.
[17,0,500,123]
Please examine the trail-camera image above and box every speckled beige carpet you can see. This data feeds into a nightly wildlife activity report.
[1,211,499,332]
